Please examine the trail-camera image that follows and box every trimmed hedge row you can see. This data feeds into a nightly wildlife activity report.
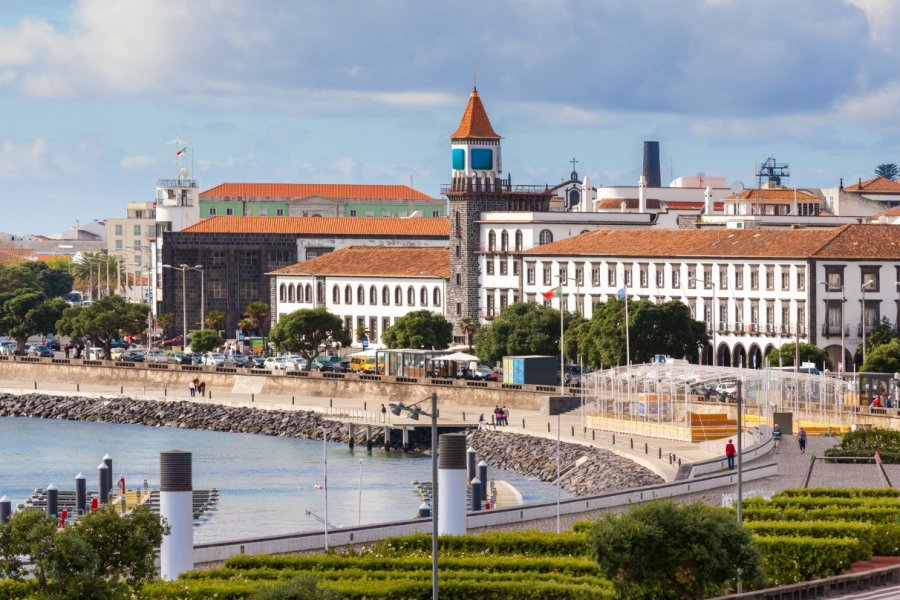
[744,496,900,509]
[745,520,874,560]
[823,449,900,463]
[373,531,589,557]
[776,487,900,498]
[742,505,900,525]
[824,428,900,463]
[754,536,862,586]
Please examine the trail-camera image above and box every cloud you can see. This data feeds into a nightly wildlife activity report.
[0,137,48,180]
[119,154,156,169]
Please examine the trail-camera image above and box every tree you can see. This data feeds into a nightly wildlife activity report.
[875,163,899,180]
[355,323,370,343]
[204,309,226,331]
[191,329,224,353]
[474,302,569,364]
[854,317,897,367]
[765,342,833,371]
[0,290,67,353]
[157,311,175,333]
[457,316,479,350]
[270,308,351,369]
[0,261,73,299]
[383,310,453,351]
[0,505,167,598]
[589,500,764,600]
[861,338,900,373]
[56,295,150,360]
[243,301,270,335]
[70,252,125,298]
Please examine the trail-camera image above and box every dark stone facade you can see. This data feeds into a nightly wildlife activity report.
[445,176,551,336]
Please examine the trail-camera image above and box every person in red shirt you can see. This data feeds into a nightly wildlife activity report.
[725,439,737,470]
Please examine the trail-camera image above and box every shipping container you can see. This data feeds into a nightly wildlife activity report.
[502,355,557,386]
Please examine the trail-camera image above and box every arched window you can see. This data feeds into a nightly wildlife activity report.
[357,285,365,305]
[539,229,553,245]
[332,285,340,304]
[488,230,496,252]
[382,285,390,305]
[407,286,416,306]
[515,230,523,251]
[345,285,353,304]
[279,284,286,302]
[369,285,377,304]
[287,284,294,303]
[305,284,312,303]
[433,287,441,307]
[420,287,428,306]
[501,230,509,252]
[395,286,403,305]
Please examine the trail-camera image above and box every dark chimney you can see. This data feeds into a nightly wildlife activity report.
[642,141,661,188]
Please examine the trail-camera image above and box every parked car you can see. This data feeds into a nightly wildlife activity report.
[110,339,130,349]
[0,341,16,356]
[313,356,345,372]
[162,335,185,347]
[284,355,308,371]
[87,347,105,360]
[244,355,266,369]
[716,382,738,400]
[120,349,145,362]
[110,347,126,360]
[26,345,53,358]
[203,352,226,367]
[144,349,170,363]
[44,336,61,351]
[264,357,288,370]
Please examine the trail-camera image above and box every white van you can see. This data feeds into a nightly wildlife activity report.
[88,347,104,360]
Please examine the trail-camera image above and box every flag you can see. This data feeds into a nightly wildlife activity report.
[176,146,188,156]
[542,286,561,300]
[617,287,627,299]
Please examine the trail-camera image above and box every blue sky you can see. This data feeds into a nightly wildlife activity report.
[2,0,900,235]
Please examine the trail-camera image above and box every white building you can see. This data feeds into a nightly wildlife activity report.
[268,246,449,345]
[480,224,900,370]
[106,202,158,302]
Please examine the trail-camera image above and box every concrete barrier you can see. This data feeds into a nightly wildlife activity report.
[192,461,777,563]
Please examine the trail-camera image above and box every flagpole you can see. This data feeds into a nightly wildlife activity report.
[560,290,565,396]
[625,289,631,367]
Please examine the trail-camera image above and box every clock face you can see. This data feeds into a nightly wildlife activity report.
[471,148,493,170]
[452,149,465,170]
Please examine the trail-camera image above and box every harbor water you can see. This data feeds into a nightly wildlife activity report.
[0,417,571,543]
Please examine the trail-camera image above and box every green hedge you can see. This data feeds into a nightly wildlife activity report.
[823,449,900,463]
[142,578,260,599]
[745,520,874,560]
[0,579,35,599]
[823,428,900,462]
[755,536,862,585]
[776,487,900,498]
[873,524,900,556]
[745,496,900,510]
[373,531,589,557]
[742,505,900,524]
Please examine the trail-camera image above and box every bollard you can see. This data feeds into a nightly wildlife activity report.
[292,396,295,405]
[678,458,681,467]
[669,453,673,465]
[75,473,86,515]
[98,463,109,503]
[0,496,10,524]
[477,461,488,501]
[46,483,58,517]
[120,386,123,394]
[571,426,575,436]
[77,383,80,392]
[645,442,648,454]
[470,477,482,511]
[164,387,167,397]
[630,438,634,449]
[592,430,595,441]
[659,448,662,459]
[159,450,193,581]
[439,434,468,535]
[466,447,477,483]
[417,501,432,519]
[251,393,254,403]
[34,381,37,390]
[462,411,466,421]
[208,390,212,400]
[612,434,616,445]
[103,454,113,496]
[547,422,551,433]
[330,398,333,408]
[364,401,367,410]
[522,419,525,429]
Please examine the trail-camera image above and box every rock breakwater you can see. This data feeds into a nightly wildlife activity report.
[467,429,663,496]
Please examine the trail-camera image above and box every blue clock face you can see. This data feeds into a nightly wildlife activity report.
[452,149,465,170]
[471,148,493,170]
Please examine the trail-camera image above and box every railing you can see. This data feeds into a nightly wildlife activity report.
[821,324,849,337]
[156,178,198,188]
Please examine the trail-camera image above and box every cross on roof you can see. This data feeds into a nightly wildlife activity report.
[570,157,579,171]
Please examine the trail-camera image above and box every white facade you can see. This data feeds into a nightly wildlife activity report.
[273,274,447,345]
[481,246,900,370]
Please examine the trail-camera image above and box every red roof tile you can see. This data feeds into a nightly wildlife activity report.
[844,176,900,193]
[181,216,450,237]
[450,88,500,140]
[270,246,449,278]
[200,183,433,200]
[524,224,900,260]
[726,188,819,203]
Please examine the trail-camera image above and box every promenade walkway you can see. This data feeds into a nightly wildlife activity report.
[0,376,719,480]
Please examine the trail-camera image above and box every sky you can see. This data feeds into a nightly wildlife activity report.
[2,0,900,235]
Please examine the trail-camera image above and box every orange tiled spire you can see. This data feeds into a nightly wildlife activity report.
[450,87,500,139]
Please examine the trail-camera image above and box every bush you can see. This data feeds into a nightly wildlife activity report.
[872,524,900,556]
[755,536,861,585]
[745,520,874,560]
[375,531,589,557]
[825,428,900,461]
[742,505,900,524]
[777,488,900,498]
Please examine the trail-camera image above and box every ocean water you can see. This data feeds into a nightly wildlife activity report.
[0,417,570,543]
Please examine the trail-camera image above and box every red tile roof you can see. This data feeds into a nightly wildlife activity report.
[597,198,662,210]
[450,88,500,140]
[181,216,450,237]
[270,246,450,278]
[663,201,726,211]
[524,224,900,260]
[200,183,433,200]
[844,176,900,193]
[726,188,819,203]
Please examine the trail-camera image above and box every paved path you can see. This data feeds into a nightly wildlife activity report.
[0,377,719,481]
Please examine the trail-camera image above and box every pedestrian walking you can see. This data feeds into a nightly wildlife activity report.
[772,424,782,453]
[725,439,736,470]
[477,413,485,429]
[198,381,206,396]
[188,380,196,397]
[380,403,386,423]
[797,427,807,453]
[501,406,509,426]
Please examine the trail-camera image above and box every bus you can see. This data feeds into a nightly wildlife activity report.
[64,291,83,306]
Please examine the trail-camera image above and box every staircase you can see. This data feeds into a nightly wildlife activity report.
[690,413,737,442]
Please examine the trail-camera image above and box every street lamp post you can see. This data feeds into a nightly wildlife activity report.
[689,277,717,366]
[163,264,203,350]
[861,280,875,366]
[818,281,845,372]
[390,393,439,600]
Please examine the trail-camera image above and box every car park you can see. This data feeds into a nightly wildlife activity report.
[144,349,170,363]
[312,356,345,372]
[284,355,308,371]
[264,357,288,370]
[244,355,266,369]
[120,349,145,362]
[26,345,53,358]
[203,352,226,367]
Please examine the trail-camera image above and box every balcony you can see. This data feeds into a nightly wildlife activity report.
[857,323,875,336]
[157,178,198,188]
[480,310,496,321]
[821,324,849,337]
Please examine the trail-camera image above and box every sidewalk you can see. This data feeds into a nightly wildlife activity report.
[0,378,719,480]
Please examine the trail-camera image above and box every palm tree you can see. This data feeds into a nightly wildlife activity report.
[243,301,270,336]
[71,253,125,299]
[157,311,175,333]
[205,310,226,332]
[458,316,479,350]
[355,324,370,343]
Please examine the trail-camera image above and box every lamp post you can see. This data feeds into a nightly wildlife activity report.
[818,281,845,372]
[163,264,203,350]
[555,273,579,395]
[861,280,875,366]
[689,276,717,366]
[390,393,439,600]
